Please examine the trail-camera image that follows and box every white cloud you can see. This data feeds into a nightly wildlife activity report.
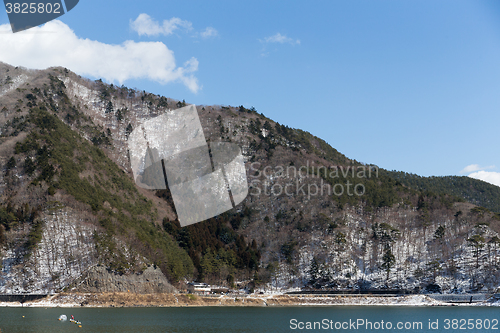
[261,33,300,45]
[461,164,481,174]
[130,14,192,37]
[468,171,500,188]
[460,164,495,174]
[201,27,218,39]
[0,20,199,93]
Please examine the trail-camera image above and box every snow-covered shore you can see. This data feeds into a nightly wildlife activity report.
[1,293,499,308]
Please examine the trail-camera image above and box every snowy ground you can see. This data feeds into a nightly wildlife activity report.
[0,293,498,308]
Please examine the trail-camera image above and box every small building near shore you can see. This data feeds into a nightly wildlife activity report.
[211,287,230,294]
[187,282,211,294]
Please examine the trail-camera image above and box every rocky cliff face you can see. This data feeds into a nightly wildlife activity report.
[72,265,177,294]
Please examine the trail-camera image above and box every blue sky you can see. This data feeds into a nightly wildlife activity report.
[1,0,499,185]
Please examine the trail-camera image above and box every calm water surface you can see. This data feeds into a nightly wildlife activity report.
[0,306,498,332]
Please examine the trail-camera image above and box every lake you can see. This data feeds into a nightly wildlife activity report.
[0,306,498,332]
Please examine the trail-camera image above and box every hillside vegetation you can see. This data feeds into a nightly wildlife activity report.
[386,170,500,213]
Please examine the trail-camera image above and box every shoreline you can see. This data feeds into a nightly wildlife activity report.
[0,293,497,308]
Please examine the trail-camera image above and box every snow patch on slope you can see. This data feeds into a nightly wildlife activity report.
[0,208,96,294]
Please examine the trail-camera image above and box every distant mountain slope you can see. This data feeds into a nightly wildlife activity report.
[386,171,500,213]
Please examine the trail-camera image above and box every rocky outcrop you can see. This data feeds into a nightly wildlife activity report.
[72,266,177,294]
